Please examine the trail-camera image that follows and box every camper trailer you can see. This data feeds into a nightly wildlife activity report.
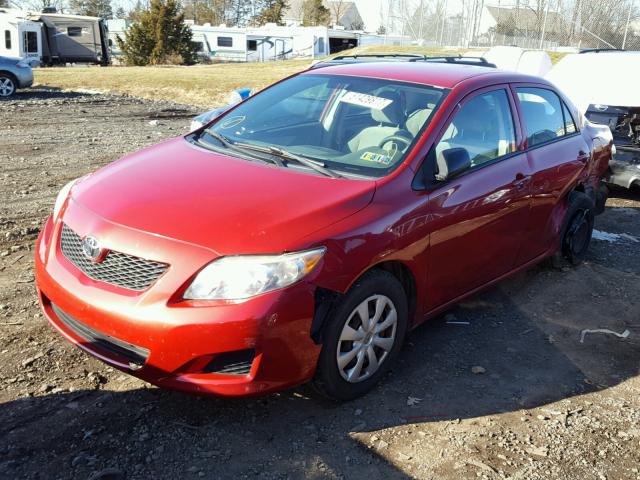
[106,18,129,58]
[190,25,247,62]
[245,27,293,62]
[32,13,109,65]
[0,8,109,65]
[0,9,43,64]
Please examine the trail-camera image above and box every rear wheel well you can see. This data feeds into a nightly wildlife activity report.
[0,70,18,83]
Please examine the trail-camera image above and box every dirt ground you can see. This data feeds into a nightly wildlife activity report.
[1,89,639,480]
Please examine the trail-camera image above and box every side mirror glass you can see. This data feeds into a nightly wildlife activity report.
[435,147,471,181]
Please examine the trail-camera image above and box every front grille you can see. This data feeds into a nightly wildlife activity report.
[52,303,150,368]
[60,224,168,291]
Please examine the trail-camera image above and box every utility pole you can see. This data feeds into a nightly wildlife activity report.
[622,0,632,49]
[539,0,550,49]
[440,0,448,45]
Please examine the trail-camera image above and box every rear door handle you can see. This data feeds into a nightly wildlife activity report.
[577,150,589,163]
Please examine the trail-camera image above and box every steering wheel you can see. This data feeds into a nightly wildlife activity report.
[378,134,412,150]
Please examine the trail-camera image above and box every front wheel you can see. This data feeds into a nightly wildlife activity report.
[311,270,408,401]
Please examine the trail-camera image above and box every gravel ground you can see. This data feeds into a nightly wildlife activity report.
[1,88,639,480]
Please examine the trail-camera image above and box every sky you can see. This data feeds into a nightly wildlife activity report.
[354,0,384,31]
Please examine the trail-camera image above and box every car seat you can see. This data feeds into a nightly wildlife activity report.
[348,91,404,152]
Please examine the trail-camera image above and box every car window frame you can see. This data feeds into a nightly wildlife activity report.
[510,83,581,152]
[412,83,524,190]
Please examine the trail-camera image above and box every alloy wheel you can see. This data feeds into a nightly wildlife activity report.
[336,294,398,383]
[0,77,15,97]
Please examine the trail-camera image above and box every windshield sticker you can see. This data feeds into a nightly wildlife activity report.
[219,115,246,129]
[360,151,392,165]
[341,91,393,110]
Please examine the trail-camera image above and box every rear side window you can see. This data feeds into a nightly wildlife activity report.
[562,102,577,134]
[5,30,11,50]
[436,89,516,168]
[517,87,570,146]
[217,37,233,47]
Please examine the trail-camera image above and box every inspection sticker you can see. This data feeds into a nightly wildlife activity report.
[341,91,393,110]
[219,115,246,129]
[360,151,392,165]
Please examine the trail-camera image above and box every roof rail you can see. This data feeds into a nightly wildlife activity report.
[411,55,497,68]
[579,48,625,54]
[331,53,426,60]
[310,53,496,69]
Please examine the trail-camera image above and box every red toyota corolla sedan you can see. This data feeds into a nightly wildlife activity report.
[35,58,612,400]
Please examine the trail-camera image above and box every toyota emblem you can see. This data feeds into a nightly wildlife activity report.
[81,236,103,261]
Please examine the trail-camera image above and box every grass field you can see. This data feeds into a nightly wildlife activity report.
[34,46,565,107]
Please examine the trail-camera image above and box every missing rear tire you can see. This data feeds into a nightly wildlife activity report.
[555,191,595,267]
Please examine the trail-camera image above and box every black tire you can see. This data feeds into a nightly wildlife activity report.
[0,74,17,98]
[311,269,408,401]
[553,191,595,267]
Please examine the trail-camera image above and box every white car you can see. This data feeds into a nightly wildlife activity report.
[546,50,640,191]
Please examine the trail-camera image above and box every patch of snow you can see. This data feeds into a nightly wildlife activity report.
[592,230,623,242]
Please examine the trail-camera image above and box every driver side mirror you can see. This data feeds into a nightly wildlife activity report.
[435,147,471,181]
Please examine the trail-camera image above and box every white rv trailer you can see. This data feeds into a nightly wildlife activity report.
[0,8,43,64]
[0,8,109,65]
[190,24,248,62]
[105,18,130,57]
[186,23,369,62]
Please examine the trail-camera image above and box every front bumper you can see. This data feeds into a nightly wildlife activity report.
[35,211,321,397]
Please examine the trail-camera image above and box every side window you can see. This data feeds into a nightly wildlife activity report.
[516,87,566,146]
[436,89,516,168]
[247,40,257,51]
[67,27,83,37]
[217,36,233,47]
[5,30,11,50]
[562,102,577,134]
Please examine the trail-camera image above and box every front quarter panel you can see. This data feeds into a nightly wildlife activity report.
[302,166,431,325]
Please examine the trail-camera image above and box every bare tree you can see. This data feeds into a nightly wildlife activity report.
[329,0,347,26]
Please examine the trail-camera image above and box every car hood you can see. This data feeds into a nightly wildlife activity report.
[71,137,376,255]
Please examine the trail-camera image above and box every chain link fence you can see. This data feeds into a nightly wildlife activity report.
[387,0,640,51]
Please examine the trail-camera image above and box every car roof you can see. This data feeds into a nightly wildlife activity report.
[302,61,545,89]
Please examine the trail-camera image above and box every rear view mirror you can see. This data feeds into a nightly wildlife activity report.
[435,147,471,181]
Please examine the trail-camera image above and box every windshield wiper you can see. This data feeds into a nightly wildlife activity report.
[228,140,285,168]
[202,128,233,147]
[268,146,342,178]
[201,130,341,178]
[200,129,283,166]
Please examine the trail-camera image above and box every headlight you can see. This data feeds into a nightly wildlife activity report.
[183,248,326,301]
[53,179,78,221]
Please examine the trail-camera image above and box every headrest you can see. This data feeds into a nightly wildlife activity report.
[521,101,547,121]
[371,90,403,126]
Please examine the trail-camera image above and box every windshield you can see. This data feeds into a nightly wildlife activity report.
[198,73,446,178]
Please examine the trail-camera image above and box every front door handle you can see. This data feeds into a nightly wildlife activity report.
[513,173,529,190]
